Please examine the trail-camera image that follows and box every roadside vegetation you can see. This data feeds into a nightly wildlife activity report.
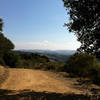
[63,53,100,85]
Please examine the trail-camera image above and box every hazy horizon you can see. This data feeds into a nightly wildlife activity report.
[14,41,79,50]
[14,48,76,51]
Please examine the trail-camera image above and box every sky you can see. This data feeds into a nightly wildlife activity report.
[0,0,81,50]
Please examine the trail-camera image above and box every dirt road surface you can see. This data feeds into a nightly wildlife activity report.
[0,66,85,94]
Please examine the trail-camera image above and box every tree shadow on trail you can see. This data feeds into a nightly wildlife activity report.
[0,89,100,100]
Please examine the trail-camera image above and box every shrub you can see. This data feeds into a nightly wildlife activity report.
[3,51,19,67]
[54,62,65,72]
[90,62,100,84]
[0,33,14,56]
[0,57,5,66]
[44,62,57,70]
[63,53,97,77]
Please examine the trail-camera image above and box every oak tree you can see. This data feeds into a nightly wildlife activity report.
[63,0,100,58]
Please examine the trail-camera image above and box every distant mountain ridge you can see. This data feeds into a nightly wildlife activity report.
[15,49,76,62]
[17,49,76,55]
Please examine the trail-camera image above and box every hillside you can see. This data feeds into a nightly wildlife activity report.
[15,50,76,62]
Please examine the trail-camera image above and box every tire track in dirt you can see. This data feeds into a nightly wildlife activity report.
[0,67,9,88]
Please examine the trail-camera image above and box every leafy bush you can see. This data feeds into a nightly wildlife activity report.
[43,62,57,70]
[16,53,53,69]
[63,53,97,77]
[0,57,5,66]
[3,51,19,67]
[90,62,100,84]
[0,33,14,56]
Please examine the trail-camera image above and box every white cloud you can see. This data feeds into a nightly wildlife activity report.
[14,40,81,50]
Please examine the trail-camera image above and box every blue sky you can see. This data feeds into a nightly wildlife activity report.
[0,0,80,50]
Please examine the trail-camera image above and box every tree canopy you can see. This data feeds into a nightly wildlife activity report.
[0,18,3,32]
[63,0,100,58]
[0,18,14,57]
[0,34,14,52]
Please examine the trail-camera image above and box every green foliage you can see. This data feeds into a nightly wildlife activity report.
[0,18,3,31]
[16,53,50,69]
[55,62,65,71]
[3,51,19,67]
[0,57,5,66]
[0,34,14,56]
[64,53,97,77]
[0,33,15,67]
[0,18,15,67]
[41,62,58,70]
[0,18,14,59]
[63,53,100,84]
[90,62,100,84]
[63,0,100,57]
[15,52,64,71]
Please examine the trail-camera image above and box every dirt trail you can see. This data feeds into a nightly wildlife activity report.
[0,66,84,94]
